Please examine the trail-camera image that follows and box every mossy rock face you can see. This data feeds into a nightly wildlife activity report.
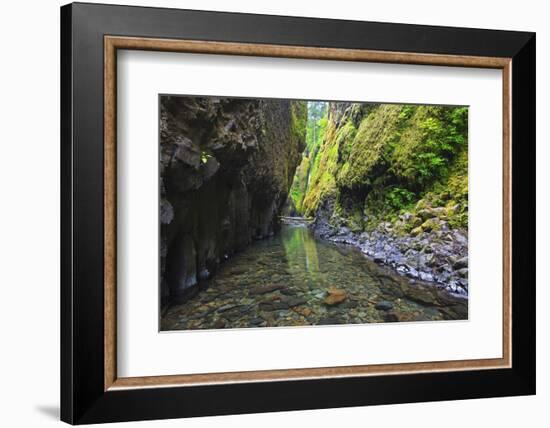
[336,105,403,190]
[408,216,423,229]
[295,101,468,236]
[420,218,441,233]
[411,226,424,236]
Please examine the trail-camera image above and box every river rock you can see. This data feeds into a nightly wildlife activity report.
[417,208,435,221]
[457,267,468,278]
[217,303,238,313]
[411,226,423,236]
[421,218,441,232]
[340,300,359,309]
[285,297,308,307]
[318,316,342,325]
[249,284,285,295]
[249,317,265,326]
[383,312,399,322]
[375,300,393,311]
[453,257,468,270]
[293,307,313,317]
[324,288,347,305]
[214,319,226,328]
[405,287,440,306]
[384,310,423,323]
[259,300,290,311]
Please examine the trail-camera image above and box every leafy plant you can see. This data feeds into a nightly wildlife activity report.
[200,152,211,164]
[385,186,416,211]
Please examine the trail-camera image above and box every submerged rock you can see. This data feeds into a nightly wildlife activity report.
[324,288,347,305]
[248,284,285,295]
[285,297,308,307]
[375,300,393,311]
[160,224,469,331]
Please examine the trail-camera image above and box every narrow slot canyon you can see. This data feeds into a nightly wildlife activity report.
[160,96,469,330]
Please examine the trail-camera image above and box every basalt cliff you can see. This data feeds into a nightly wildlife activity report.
[160,96,306,302]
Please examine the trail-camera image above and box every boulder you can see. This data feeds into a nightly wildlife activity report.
[324,288,347,305]
[453,256,468,270]
[249,284,285,295]
[375,300,393,311]
[411,226,423,236]
[420,217,441,232]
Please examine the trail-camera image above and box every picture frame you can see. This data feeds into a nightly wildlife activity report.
[60,2,535,424]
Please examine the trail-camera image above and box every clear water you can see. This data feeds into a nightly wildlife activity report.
[161,223,467,330]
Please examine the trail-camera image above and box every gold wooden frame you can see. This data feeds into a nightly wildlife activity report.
[104,35,512,391]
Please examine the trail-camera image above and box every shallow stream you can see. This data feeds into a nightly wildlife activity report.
[161,223,467,330]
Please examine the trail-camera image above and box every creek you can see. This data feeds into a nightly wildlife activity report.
[161,221,467,330]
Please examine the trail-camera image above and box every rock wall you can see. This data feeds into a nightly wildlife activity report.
[299,102,469,295]
[160,96,306,301]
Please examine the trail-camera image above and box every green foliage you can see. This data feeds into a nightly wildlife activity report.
[200,151,211,164]
[301,118,340,217]
[305,102,328,153]
[414,107,467,184]
[391,106,468,188]
[287,100,468,231]
[336,120,358,163]
[288,102,328,215]
[289,155,310,212]
[296,102,468,230]
[385,187,416,211]
[398,105,415,120]
[336,105,403,190]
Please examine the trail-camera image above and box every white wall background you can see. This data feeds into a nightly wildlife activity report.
[0,0,545,427]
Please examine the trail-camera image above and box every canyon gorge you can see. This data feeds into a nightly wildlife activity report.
[160,96,469,329]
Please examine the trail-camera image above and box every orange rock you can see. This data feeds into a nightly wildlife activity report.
[324,293,346,305]
[293,307,313,317]
[328,287,346,297]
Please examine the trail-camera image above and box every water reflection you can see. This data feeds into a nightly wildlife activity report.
[281,224,320,275]
[161,224,467,330]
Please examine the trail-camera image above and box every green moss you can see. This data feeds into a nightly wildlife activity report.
[286,100,468,233]
[290,101,308,149]
[390,106,468,189]
[335,120,358,163]
[289,155,310,212]
[292,101,468,232]
[288,102,328,215]
[301,120,340,216]
[336,105,402,190]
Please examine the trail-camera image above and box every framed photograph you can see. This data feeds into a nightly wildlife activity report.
[61,2,535,424]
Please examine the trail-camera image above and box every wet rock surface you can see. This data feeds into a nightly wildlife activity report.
[311,198,469,296]
[160,96,306,302]
[161,224,467,331]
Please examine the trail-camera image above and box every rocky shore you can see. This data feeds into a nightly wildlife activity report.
[311,198,469,296]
